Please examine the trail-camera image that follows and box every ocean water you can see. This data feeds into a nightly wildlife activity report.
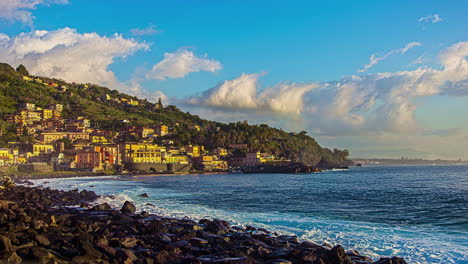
[32,166,468,264]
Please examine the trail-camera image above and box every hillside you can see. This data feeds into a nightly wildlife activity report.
[0,62,352,168]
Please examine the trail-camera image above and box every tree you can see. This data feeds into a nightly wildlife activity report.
[16,64,29,76]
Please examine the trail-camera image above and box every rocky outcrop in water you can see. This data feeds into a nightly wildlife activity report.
[0,184,407,264]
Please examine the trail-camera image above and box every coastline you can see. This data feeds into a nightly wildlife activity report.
[0,178,408,264]
[7,170,230,181]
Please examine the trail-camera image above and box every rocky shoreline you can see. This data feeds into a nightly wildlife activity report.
[0,181,408,264]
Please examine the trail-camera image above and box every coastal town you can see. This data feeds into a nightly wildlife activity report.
[0,78,294,175]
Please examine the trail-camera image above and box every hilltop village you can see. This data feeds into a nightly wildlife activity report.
[0,83,292,175]
[0,63,351,175]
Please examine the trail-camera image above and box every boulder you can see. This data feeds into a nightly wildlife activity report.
[120,201,136,214]
[373,257,408,264]
[0,235,14,252]
[91,203,112,211]
[206,219,231,235]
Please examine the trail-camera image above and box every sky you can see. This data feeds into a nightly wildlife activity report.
[0,0,467,159]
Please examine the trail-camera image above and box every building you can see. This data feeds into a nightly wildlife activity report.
[119,143,166,164]
[138,127,155,138]
[229,152,246,167]
[214,147,228,157]
[185,145,204,157]
[94,145,118,168]
[31,143,54,156]
[155,125,168,136]
[39,132,66,143]
[22,103,36,111]
[164,155,189,164]
[66,132,90,142]
[42,109,53,120]
[0,148,14,166]
[68,150,101,170]
[243,152,262,167]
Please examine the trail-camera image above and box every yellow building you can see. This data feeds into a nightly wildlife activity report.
[42,109,53,119]
[164,155,189,164]
[214,147,228,156]
[31,143,54,156]
[91,135,108,143]
[0,149,14,166]
[128,99,139,106]
[66,132,90,142]
[39,132,66,143]
[121,143,166,164]
[186,145,204,157]
[139,127,155,138]
[156,125,169,136]
[212,160,228,170]
[22,76,33,81]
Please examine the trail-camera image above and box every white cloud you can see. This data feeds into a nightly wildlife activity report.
[0,27,153,98]
[187,42,468,136]
[359,42,421,72]
[189,73,259,109]
[184,42,468,158]
[187,73,317,115]
[0,0,68,25]
[418,14,443,23]
[146,48,222,80]
[130,25,159,36]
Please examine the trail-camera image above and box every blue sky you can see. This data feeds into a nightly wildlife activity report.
[1,0,467,159]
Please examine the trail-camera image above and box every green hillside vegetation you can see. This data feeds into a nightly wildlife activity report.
[0,62,352,167]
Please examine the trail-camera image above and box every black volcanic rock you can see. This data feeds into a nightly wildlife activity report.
[0,184,408,264]
[91,203,112,211]
[120,201,136,214]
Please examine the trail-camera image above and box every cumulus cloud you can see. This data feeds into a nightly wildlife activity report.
[183,42,468,158]
[0,27,156,99]
[146,48,222,80]
[0,0,68,25]
[187,42,468,137]
[130,25,159,36]
[418,14,443,23]
[187,73,318,115]
[359,42,421,72]
[189,73,259,109]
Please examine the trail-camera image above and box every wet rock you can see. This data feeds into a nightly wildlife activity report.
[0,251,22,264]
[268,249,292,259]
[118,248,137,264]
[155,250,170,264]
[373,257,408,264]
[91,203,112,211]
[138,193,149,198]
[30,247,54,263]
[121,236,138,248]
[34,234,50,246]
[322,245,354,264]
[140,211,150,218]
[213,257,257,264]
[190,237,209,247]
[168,240,190,249]
[121,201,136,214]
[0,235,14,252]
[266,260,292,264]
[206,219,231,235]
[96,243,117,256]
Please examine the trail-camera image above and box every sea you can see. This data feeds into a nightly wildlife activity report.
[32,165,468,264]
